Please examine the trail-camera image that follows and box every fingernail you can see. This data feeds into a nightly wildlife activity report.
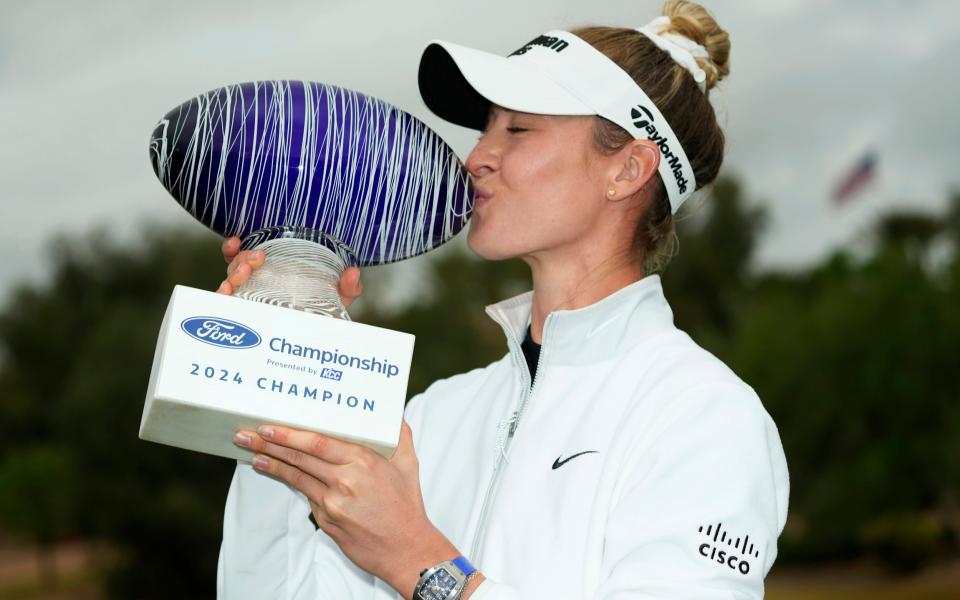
[258,425,274,439]
[252,455,269,470]
[233,432,251,447]
[216,281,227,293]
[253,250,264,260]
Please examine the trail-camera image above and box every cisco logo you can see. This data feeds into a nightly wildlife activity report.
[697,522,760,575]
[181,317,261,349]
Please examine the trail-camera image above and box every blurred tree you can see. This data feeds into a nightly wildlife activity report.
[662,176,767,352]
[874,212,944,266]
[0,227,234,598]
[0,444,78,586]
[729,209,960,571]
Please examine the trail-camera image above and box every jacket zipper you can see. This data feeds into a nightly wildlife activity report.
[468,314,553,561]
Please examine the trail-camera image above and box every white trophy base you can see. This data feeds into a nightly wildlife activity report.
[140,285,415,460]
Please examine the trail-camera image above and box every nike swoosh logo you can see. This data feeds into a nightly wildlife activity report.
[552,450,599,469]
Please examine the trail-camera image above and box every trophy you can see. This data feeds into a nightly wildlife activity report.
[139,81,473,460]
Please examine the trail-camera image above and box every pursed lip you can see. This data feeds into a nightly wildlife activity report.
[473,187,493,207]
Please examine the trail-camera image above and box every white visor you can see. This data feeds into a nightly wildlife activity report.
[418,30,697,213]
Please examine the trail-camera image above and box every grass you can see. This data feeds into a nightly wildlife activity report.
[0,538,957,599]
[766,559,960,600]
[0,572,100,600]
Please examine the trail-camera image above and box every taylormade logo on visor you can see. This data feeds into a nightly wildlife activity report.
[631,105,689,195]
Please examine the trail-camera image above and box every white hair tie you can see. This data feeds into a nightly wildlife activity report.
[636,15,709,92]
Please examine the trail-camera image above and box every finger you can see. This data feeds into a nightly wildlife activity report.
[309,500,345,536]
[255,425,363,466]
[225,253,245,277]
[226,249,264,277]
[249,452,328,502]
[394,420,414,454]
[246,248,265,269]
[338,267,363,308]
[234,430,337,485]
[216,280,233,295]
[389,420,418,466]
[222,237,241,263]
[227,262,251,289]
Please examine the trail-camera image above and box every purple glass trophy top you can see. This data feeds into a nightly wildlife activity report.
[149,81,474,266]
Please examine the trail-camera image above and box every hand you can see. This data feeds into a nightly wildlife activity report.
[215,236,364,308]
[232,422,462,596]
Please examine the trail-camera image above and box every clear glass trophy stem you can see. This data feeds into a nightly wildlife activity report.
[233,228,355,320]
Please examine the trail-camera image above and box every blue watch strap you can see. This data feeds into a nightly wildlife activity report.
[451,556,476,577]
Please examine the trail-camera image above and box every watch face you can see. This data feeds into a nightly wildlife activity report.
[421,567,458,600]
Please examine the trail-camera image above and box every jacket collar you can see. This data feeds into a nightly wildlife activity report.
[484,274,676,365]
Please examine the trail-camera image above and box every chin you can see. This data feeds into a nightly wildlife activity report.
[466,226,519,261]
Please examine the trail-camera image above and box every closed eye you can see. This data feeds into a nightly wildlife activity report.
[477,126,528,140]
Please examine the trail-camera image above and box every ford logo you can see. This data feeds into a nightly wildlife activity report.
[180,316,261,349]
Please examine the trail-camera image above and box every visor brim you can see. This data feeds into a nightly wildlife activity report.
[418,39,594,130]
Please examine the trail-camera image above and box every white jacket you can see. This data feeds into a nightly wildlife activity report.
[217,274,790,599]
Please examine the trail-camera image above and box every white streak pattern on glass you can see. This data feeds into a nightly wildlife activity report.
[150,81,473,266]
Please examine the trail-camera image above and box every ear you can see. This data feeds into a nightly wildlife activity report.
[607,140,660,201]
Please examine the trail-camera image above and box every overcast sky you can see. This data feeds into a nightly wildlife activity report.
[1,0,957,301]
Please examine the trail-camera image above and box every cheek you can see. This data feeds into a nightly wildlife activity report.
[467,130,605,258]
[506,146,596,211]
[508,152,602,234]
[467,180,599,261]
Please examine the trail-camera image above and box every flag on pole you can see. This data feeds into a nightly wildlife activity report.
[832,151,878,205]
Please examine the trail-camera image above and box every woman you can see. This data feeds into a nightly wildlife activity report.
[216,2,789,599]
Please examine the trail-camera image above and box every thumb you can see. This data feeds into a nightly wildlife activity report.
[390,420,418,469]
[339,267,363,308]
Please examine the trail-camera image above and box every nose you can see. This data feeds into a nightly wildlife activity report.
[465,132,498,180]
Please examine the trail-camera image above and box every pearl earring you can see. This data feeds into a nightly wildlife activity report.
[607,187,616,197]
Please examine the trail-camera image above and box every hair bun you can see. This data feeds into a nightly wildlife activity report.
[661,0,730,91]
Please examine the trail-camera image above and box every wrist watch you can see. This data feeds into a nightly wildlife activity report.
[413,556,477,600]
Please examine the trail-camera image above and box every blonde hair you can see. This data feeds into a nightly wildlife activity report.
[571,0,731,274]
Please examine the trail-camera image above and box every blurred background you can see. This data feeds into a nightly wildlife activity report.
[1,1,958,598]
